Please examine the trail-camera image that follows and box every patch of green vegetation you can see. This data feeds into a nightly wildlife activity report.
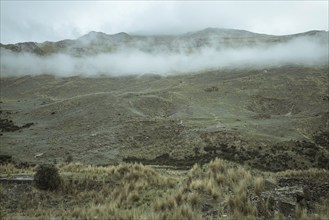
[34,164,62,191]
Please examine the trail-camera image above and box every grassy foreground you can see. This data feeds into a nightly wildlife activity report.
[1,159,328,220]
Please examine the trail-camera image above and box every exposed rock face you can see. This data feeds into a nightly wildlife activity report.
[261,186,305,217]
[257,177,329,218]
[0,42,44,55]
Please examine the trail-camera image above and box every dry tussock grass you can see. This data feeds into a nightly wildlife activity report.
[254,176,265,196]
[1,159,329,219]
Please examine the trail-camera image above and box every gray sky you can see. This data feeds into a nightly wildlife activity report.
[1,1,328,44]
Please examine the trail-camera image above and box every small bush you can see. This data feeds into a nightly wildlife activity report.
[34,164,61,191]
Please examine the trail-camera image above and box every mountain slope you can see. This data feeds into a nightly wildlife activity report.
[1,28,328,57]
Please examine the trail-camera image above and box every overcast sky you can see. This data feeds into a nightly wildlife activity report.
[1,1,328,44]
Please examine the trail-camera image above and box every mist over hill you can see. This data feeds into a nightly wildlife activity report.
[1,28,328,76]
[1,28,329,219]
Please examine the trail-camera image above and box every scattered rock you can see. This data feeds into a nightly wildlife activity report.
[261,185,305,218]
[202,203,219,218]
[256,176,329,218]
[34,153,44,158]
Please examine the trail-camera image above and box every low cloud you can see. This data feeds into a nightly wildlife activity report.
[1,1,328,44]
[1,36,328,77]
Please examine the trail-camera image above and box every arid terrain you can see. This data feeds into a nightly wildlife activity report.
[0,28,328,219]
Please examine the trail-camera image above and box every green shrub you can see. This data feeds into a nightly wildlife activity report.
[34,164,61,191]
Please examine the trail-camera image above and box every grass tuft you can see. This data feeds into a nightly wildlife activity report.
[1,158,328,219]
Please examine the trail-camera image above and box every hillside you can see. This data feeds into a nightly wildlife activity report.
[1,64,328,170]
[1,28,328,56]
[0,28,329,219]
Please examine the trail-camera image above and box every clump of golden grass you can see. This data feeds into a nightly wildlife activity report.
[150,158,265,218]
[254,176,265,196]
[58,162,181,219]
[186,158,257,217]
[1,159,329,219]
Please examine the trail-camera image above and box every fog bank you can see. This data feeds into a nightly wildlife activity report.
[1,37,328,77]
